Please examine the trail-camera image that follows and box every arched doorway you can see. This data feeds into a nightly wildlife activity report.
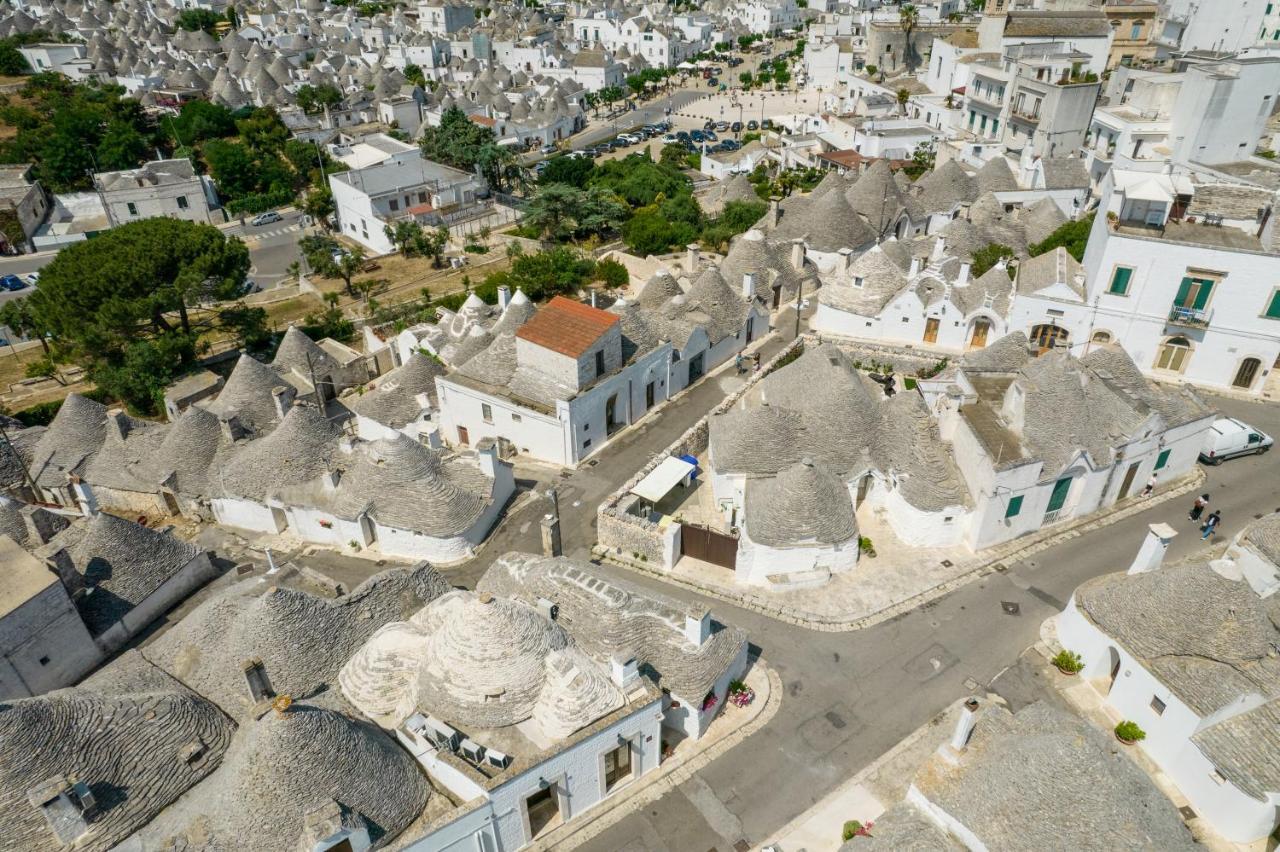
[1233,357,1262,389]
[1030,323,1068,354]
[1091,330,1112,345]
[968,318,992,350]
[1107,647,1121,695]
[1154,336,1192,373]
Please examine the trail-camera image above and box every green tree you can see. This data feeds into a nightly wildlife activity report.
[404,63,427,88]
[625,74,645,96]
[296,84,343,115]
[0,44,30,75]
[899,4,919,71]
[303,292,355,342]
[95,120,149,171]
[971,243,1015,278]
[176,8,223,32]
[594,257,629,288]
[384,219,424,256]
[218,302,272,353]
[419,106,518,190]
[739,71,753,88]
[302,185,335,228]
[1029,214,1095,261]
[236,107,289,154]
[538,154,595,188]
[896,88,911,115]
[575,185,628,236]
[202,139,259,199]
[414,226,451,268]
[525,183,583,241]
[25,357,64,385]
[166,100,237,146]
[27,219,250,413]
[0,298,51,356]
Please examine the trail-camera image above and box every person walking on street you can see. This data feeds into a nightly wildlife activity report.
[1189,493,1209,522]
[1141,472,1158,497]
[1201,510,1222,540]
[735,353,745,375]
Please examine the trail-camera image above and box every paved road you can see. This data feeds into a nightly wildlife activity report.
[572,392,1280,852]
[569,88,708,152]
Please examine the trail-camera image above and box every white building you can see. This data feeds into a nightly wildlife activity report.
[95,158,214,226]
[1010,168,1280,396]
[329,150,486,255]
[1055,517,1280,843]
[341,552,749,851]
[0,164,48,254]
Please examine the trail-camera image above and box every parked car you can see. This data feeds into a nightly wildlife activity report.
[250,211,283,226]
[720,139,741,151]
[539,144,557,155]
[676,131,691,142]
[715,121,730,132]
[762,118,774,130]
[731,121,743,132]
[704,130,718,141]
[23,271,39,287]
[662,133,679,144]
[690,130,706,142]
[703,119,715,130]
[747,119,759,131]
[0,274,26,291]
[707,77,719,87]
[1200,417,1273,464]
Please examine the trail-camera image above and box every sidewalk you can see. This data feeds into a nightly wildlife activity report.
[529,654,782,852]
[600,468,1207,632]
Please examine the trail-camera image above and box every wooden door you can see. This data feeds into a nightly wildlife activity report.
[969,319,990,349]
[680,523,738,569]
[457,425,469,446]
[1233,357,1261,389]
[1119,461,1140,499]
[923,317,940,344]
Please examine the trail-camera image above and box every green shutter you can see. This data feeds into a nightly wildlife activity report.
[1155,449,1171,470]
[1109,267,1132,295]
[1174,277,1193,307]
[1005,495,1024,518]
[1266,290,1280,319]
[1192,278,1213,310]
[1046,477,1072,513]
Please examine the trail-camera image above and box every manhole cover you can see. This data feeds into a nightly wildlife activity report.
[963,677,980,690]
[587,459,600,467]
[1001,601,1021,615]
[1178,805,1197,820]
[940,559,953,567]
[824,711,847,729]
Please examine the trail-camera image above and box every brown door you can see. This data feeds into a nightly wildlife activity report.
[645,381,655,409]
[680,523,738,569]
[923,317,940,344]
[525,784,561,839]
[1233,357,1261,389]
[969,319,990,349]
[457,425,469,446]
[1119,461,1140,499]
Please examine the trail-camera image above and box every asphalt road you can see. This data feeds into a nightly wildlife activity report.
[572,392,1280,852]
[570,88,709,151]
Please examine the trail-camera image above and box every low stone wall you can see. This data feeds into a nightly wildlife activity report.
[815,337,951,379]
[596,335,805,569]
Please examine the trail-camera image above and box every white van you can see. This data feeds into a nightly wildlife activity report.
[1199,417,1273,464]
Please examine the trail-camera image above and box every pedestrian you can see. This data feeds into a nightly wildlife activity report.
[1141,472,1158,497]
[734,353,745,375]
[1189,493,1209,522]
[1201,510,1222,540]
[753,352,761,371]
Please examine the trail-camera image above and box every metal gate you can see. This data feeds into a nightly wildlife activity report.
[680,523,738,569]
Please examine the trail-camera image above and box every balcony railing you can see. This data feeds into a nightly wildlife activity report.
[1167,305,1212,328]
[1010,107,1040,123]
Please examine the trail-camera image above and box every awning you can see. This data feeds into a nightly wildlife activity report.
[631,456,697,503]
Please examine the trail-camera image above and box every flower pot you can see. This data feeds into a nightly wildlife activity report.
[1115,733,1138,745]
[1054,664,1079,677]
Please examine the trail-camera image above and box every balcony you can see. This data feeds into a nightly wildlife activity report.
[1010,107,1040,123]
[1167,305,1212,328]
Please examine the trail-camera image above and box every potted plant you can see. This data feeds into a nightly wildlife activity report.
[842,820,874,841]
[1051,650,1084,676]
[1115,720,1146,745]
[727,679,755,707]
[859,536,877,558]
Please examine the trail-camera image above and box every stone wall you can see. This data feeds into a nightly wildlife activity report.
[595,336,805,569]
[816,337,951,380]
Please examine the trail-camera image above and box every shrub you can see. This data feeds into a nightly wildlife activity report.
[843,820,865,841]
[1029,213,1095,262]
[971,243,1015,278]
[858,536,876,556]
[594,257,629,288]
[1052,650,1084,674]
[1115,720,1146,743]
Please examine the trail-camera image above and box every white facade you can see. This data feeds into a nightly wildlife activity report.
[96,159,213,226]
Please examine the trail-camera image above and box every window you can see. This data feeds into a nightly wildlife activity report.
[176,195,189,210]
[1210,769,1228,785]
[1174,274,1216,311]
[1150,695,1166,715]
[1154,449,1170,471]
[481,403,493,424]
[1130,22,1143,40]
[1154,336,1192,372]
[127,202,138,216]
[389,199,399,212]
[595,350,605,377]
[511,413,522,422]
[603,742,634,792]
[1091,330,1113,344]
[1108,266,1133,295]
[1265,289,1280,319]
[583,438,592,448]
[1005,495,1024,518]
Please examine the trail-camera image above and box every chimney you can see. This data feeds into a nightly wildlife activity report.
[69,477,98,517]
[475,437,500,479]
[1127,523,1177,575]
[272,386,294,422]
[242,658,275,703]
[105,410,129,442]
[837,247,854,275]
[321,469,340,492]
[931,236,947,263]
[950,697,980,751]
[908,256,921,277]
[767,196,781,228]
[686,242,700,272]
[27,776,91,845]
[45,548,82,595]
[610,655,639,689]
[742,271,757,300]
[684,610,711,646]
[414,391,432,414]
[497,284,511,309]
[789,238,805,272]
[590,290,598,308]
[956,261,971,287]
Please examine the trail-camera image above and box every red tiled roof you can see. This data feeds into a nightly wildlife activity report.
[470,115,496,127]
[406,202,434,215]
[516,296,618,358]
